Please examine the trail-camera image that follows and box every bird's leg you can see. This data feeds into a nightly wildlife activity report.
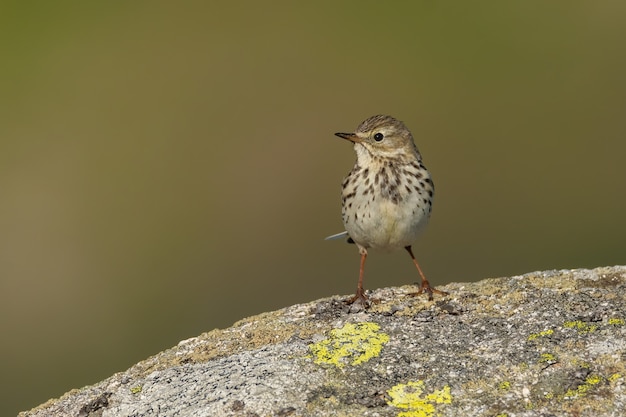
[405,246,447,301]
[345,247,368,305]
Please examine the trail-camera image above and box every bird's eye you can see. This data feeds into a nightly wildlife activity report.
[374,132,384,142]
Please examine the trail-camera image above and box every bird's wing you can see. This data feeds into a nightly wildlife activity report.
[324,231,349,241]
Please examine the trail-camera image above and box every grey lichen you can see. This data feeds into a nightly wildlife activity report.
[20,266,626,417]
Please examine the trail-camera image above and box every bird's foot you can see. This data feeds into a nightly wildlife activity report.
[408,280,448,301]
[345,288,370,306]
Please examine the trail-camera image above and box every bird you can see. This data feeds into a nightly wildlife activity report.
[326,115,447,305]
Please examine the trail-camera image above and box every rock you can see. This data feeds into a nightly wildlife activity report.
[20,266,626,417]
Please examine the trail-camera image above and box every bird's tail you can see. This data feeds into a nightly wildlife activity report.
[324,231,349,241]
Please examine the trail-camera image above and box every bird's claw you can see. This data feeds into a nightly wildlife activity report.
[408,281,448,301]
[345,289,370,306]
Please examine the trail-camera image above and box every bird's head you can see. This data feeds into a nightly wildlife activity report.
[335,115,420,161]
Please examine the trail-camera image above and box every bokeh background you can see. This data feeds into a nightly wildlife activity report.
[2,1,625,415]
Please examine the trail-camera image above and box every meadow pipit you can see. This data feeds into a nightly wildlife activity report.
[327,115,447,304]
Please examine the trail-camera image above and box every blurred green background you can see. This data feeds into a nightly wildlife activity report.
[2,1,625,415]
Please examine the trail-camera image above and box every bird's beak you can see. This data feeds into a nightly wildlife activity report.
[335,132,362,143]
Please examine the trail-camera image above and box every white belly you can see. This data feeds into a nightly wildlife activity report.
[343,197,430,250]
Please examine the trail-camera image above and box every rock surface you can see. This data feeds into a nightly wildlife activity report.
[20,266,626,417]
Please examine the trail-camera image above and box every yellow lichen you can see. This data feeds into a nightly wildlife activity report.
[564,374,602,398]
[527,329,554,341]
[539,353,557,363]
[608,317,625,326]
[586,375,602,385]
[130,385,142,394]
[387,381,452,417]
[563,320,597,333]
[572,359,591,369]
[498,381,511,391]
[308,322,389,368]
[608,373,622,382]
